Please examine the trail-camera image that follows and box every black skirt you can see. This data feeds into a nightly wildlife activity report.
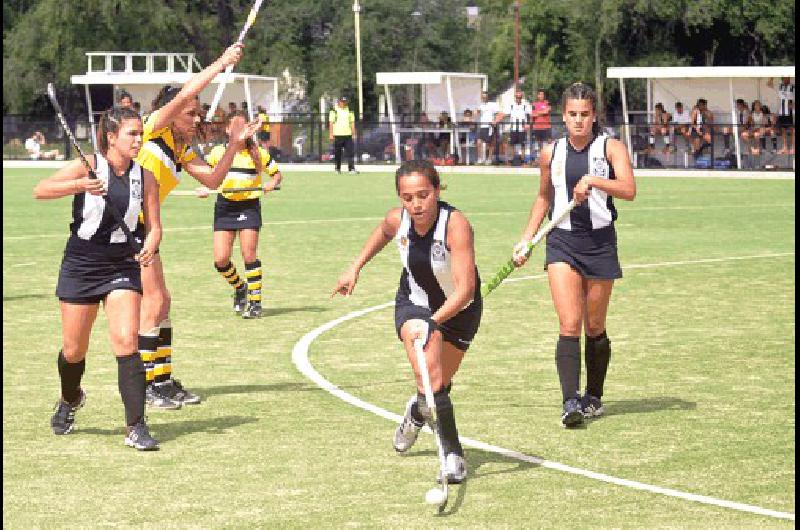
[56,236,142,304]
[394,296,483,352]
[545,225,622,280]
[214,197,262,231]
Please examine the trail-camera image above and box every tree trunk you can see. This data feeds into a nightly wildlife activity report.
[595,33,604,119]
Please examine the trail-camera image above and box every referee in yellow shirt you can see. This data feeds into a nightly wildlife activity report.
[328,96,358,174]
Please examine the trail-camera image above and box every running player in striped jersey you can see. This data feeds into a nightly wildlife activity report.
[136,43,262,409]
[513,82,636,427]
[201,111,282,319]
[34,107,162,450]
[332,160,482,483]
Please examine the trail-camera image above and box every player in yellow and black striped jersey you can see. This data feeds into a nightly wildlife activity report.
[134,43,262,410]
[256,105,270,150]
[202,111,282,319]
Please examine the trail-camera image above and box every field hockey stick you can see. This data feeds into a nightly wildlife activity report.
[480,198,578,297]
[47,83,141,255]
[205,0,266,122]
[413,331,449,512]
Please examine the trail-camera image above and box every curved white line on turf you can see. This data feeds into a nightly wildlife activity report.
[292,255,796,522]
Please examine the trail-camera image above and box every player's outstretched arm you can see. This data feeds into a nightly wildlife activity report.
[513,143,554,267]
[183,116,261,189]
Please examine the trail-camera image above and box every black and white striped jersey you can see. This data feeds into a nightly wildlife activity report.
[69,153,144,249]
[395,201,479,312]
[549,134,617,232]
[778,82,794,116]
[504,101,531,132]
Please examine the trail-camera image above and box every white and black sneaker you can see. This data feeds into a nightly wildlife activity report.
[162,379,202,405]
[50,389,86,435]
[581,394,604,418]
[233,285,248,314]
[124,421,160,451]
[561,398,584,428]
[241,301,263,319]
[393,396,424,453]
[439,453,467,484]
[146,383,182,410]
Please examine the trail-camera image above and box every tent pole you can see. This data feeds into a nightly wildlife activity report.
[85,84,97,151]
[618,78,632,160]
[446,76,458,156]
[384,84,400,164]
[730,77,741,169]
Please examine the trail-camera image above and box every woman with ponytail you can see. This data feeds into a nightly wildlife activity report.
[200,111,282,319]
[512,82,636,428]
[135,44,262,410]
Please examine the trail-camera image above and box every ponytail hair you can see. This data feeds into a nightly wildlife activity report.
[562,82,601,136]
[151,85,182,112]
[97,106,142,155]
[227,111,262,177]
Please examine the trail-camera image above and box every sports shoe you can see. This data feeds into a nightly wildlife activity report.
[242,301,263,319]
[581,394,604,418]
[393,396,424,453]
[146,383,182,410]
[124,420,160,451]
[348,169,359,174]
[161,379,202,405]
[561,398,584,428]
[438,453,467,484]
[233,285,248,314]
[51,389,86,435]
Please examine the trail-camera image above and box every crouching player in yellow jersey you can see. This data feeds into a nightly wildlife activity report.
[198,111,282,319]
[136,43,261,410]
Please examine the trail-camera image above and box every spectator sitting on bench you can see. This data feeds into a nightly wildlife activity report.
[671,101,692,153]
[749,100,770,155]
[648,102,672,154]
[690,98,713,157]
[727,98,751,155]
[24,131,60,160]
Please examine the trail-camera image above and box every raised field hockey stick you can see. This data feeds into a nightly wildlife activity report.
[413,331,449,512]
[47,83,141,255]
[480,198,578,297]
[205,0,266,122]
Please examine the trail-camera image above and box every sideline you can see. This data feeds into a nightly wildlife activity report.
[291,253,795,522]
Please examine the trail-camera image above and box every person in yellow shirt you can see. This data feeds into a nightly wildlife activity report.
[201,111,282,319]
[135,43,261,410]
[256,105,271,151]
[328,96,358,174]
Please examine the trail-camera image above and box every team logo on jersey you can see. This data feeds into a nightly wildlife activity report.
[591,157,609,179]
[431,240,446,261]
[130,178,142,200]
[399,236,408,249]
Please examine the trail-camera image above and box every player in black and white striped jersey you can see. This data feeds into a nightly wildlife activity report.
[33,107,162,450]
[513,82,636,427]
[333,160,482,483]
[495,90,531,165]
[769,76,795,154]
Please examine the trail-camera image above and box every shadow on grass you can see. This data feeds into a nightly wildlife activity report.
[3,293,47,301]
[80,415,258,443]
[603,396,696,416]
[261,306,327,317]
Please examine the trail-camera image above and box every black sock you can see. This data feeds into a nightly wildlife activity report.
[585,331,611,399]
[433,389,463,457]
[57,350,85,404]
[555,335,581,402]
[117,354,146,426]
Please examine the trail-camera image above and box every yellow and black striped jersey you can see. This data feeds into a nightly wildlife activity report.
[206,145,278,201]
[136,109,198,203]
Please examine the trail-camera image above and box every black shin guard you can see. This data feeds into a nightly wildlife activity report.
[117,354,146,427]
[433,388,463,457]
[57,350,85,404]
[585,332,611,399]
[555,336,581,402]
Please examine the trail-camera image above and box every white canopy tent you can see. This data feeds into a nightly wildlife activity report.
[376,72,488,164]
[607,66,795,169]
[71,52,280,148]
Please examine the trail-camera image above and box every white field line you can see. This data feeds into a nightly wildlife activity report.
[291,254,795,522]
[3,204,795,241]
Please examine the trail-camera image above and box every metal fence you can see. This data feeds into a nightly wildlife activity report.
[4,113,794,170]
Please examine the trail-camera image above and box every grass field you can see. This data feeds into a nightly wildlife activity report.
[3,166,795,529]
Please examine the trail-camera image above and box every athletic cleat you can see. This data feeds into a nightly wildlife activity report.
[233,285,248,314]
[561,398,584,428]
[146,383,182,410]
[581,394,605,418]
[161,379,202,405]
[51,389,86,435]
[438,453,467,484]
[348,169,360,174]
[124,421,160,451]
[241,301,263,319]
[393,396,424,453]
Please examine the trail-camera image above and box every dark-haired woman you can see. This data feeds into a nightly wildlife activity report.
[512,82,636,427]
[200,111,282,319]
[34,107,162,450]
[135,44,262,410]
[333,160,482,484]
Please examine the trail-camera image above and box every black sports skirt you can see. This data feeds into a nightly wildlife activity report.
[56,237,142,304]
[545,225,622,280]
[214,197,262,231]
[394,295,483,352]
